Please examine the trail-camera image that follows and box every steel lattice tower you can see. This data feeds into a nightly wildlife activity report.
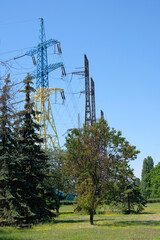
[91,78,96,125]
[84,54,91,125]
[25,18,65,150]
[37,18,48,88]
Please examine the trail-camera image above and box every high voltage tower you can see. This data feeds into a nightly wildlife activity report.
[72,54,96,126]
[91,78,96,125]
[84,54,91,125]
[84,55,96,126]
[22,18,65,150]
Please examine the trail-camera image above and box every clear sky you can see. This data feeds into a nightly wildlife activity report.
[0,0,160,179]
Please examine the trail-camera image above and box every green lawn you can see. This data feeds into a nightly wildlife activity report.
[1,203,160,240]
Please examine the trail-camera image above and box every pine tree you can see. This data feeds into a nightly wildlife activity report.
[15,74,54,223]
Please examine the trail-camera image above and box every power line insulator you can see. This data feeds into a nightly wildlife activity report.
[57,43,62,54]
[32,56,37,65]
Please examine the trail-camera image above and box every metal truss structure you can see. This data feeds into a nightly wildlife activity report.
[91,78,96,125]
[25,18,65,150]
[84,54,91,125]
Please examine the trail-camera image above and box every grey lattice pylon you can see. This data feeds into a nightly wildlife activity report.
[84,54,91,125]
[91,78,96,125]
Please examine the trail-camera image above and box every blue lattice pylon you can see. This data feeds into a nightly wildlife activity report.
[25,18,65,150]
[26,18,64,88]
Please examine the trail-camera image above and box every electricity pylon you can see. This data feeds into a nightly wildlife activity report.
[25,18,65,150]
[84,54,91,125]
[91,78,96,125]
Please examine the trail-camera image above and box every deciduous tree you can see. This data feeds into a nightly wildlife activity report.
[141,156,154,197]
[65,120,140,224]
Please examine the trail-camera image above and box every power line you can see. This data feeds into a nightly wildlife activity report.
[0,18,37,27]
[0,46,34,56]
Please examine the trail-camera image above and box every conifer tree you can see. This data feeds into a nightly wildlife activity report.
[15,74,54,223]
[0,74,20,224]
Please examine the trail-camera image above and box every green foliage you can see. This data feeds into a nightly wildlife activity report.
[141,156,154,197]
[147,198,160,203]
[13,74,54,224]
[60,201,76,205]
[65,120,140,224]
[46,149,75,213]
[145,162,160,199]
[135,177,141,187]
[48,149,75,194]
[0,74,21,224]
[113,177,146,214]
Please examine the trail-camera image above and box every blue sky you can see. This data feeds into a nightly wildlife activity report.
[0,0,160,178]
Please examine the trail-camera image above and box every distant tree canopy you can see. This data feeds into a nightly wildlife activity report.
[141,156,154,198]
[65,120,141,224]
[145,162,160,199]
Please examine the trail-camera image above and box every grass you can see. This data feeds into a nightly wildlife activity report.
[1,203,160,240]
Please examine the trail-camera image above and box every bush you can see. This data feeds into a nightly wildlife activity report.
[60,201,76,205]
[147,198,160,203]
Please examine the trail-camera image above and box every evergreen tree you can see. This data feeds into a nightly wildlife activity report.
[112,169,146,214]
[141,156,154,197]
[0,74,20,224]
[14,74,54,223]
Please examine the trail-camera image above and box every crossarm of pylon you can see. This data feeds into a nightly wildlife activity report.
[46,62,64,74]
[25,39,59,57]
[30,62,64,79]
[33,87,63,102]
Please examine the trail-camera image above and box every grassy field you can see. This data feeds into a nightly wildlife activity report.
[1,203,160,240]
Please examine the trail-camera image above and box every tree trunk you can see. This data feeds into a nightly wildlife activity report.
[127,193,130,214]
[55,199,60,214]
[90,212,94,225]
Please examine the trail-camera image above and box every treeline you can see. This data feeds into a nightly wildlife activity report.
[0,74,146,225]
[140,156,160,200]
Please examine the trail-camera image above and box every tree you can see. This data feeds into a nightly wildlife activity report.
[135,178,141,188]
[47,149,76,213]
[111,169,146,214]
[65,120,140,224]
[106,135,145,214]
[141,156,154,197]
[145,162,160,199]
[14,74,54,223]
[0,74,20,224]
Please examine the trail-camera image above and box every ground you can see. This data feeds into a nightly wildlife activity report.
[1,203,160,240]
